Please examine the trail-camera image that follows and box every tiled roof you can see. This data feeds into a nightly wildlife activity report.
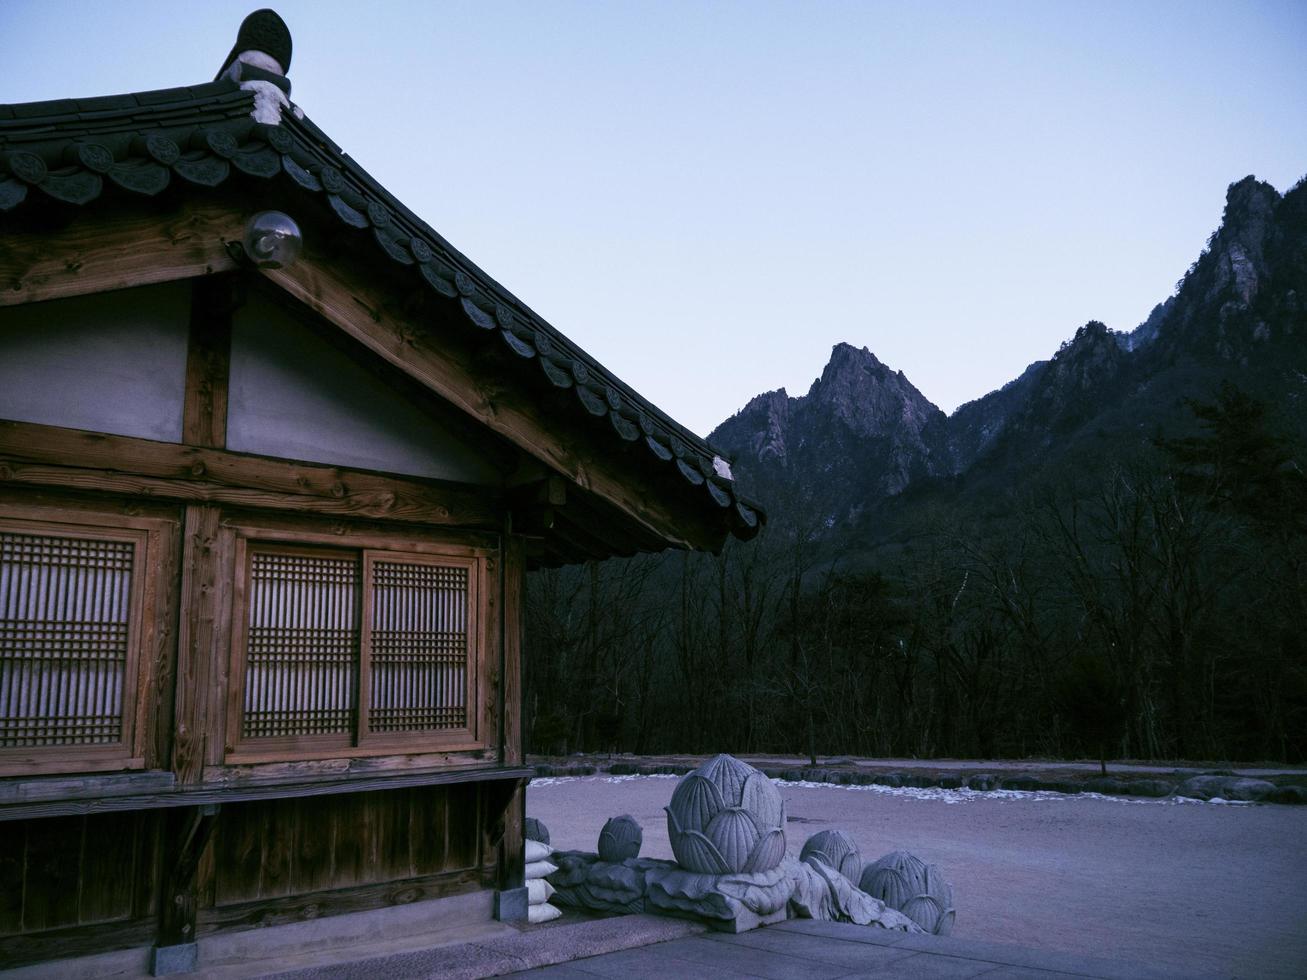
[0,76,763,542]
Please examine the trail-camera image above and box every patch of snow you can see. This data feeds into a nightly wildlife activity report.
[767,779,1253,806]
[527,774,1255,806]
[243,80,288,124]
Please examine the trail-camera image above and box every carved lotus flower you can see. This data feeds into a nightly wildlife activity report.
[525,817,551,845]
[597,814,643,862]
[860,850,956,936]
[665,754,787,874]
[800,829,862,884]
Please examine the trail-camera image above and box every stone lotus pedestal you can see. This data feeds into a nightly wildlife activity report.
[861,849,956,935]
[534,755,938,936]
[644,862,795,933]
[790,857,918,930]
[548,851,675,915]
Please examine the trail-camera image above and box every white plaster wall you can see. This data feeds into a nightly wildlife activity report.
[227,293,501,485]
[0,282,189,441]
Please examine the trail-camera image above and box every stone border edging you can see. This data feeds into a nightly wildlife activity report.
[529,762,1307,804]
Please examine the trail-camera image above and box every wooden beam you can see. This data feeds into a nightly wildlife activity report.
[158,804,220,949]
[489,781,526,895]
[501,534,525,768]
[173,506,225,786]
[0,918,157,970]
[182,275,237,449]
[142,519,182,772]
[0,200,242,308]
[0,421,501,528]
[262,254,719,552]
[197,868,492,936]
[2,194,728,552]
[0,766,534,822]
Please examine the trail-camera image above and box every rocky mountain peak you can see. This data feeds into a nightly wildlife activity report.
[714,387,793,466]
[806,342,942,439]
[1051,320,1124,389]
[709,171,1304,531]
[1206,176,1281,307]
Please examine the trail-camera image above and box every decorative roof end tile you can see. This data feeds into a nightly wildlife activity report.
[218,10,293,125]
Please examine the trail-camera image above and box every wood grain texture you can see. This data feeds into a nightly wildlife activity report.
[495,785,525,893]
[0,771,175,805]
[173,505,223,785]
[158,804,219,946]
[209,785,488,910]
[0,507,175,778]
[199,868,490,936]
[0,766,533,822]
[143,520,181,771]
[0,918,156,969]
[263,256,721,552]
[501,535,525,766]
[0,200,242,308]
[182,275,236,449]
[0,421,501,529]
[0,811,156,945]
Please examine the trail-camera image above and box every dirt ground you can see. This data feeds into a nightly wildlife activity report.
[526,773,1307,979]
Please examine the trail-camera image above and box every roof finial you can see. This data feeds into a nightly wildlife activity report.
[218,9,294,125]
[218,9,292,78]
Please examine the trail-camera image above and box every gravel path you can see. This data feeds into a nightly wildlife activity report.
[527,774,1307,979]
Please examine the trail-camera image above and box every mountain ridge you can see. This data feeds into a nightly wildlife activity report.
[710,172,1307,528]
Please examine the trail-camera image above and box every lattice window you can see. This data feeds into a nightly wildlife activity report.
[367,559,469,734]
[0,523,143,758]
[242,551,359,739]
[232,543,481,758]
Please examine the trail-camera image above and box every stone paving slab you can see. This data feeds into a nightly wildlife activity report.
[506,919,1222,980]
[263,913,706,980]
[769,921,1205,980]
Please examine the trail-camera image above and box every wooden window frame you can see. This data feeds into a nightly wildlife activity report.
[0,507,170,777]
[224,526,491,765]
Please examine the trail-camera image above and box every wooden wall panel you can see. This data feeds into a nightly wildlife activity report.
[76,811,139,923]
[0,811,157,941]
[182,275,235,450]
[409,784,447,875]
[0,835,21,935]
[209,785,484,909]
[19,818,81,932]
[446,784,481,871]
[293,795,337,894]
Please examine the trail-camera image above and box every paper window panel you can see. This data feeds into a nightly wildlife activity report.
[242,550,359,739]
[0,531,134,748]
[367,560,469,734]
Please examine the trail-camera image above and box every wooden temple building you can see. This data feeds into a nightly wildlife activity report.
[0,11,762,974]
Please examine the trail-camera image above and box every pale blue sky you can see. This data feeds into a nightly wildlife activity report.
[3,1,1305,436]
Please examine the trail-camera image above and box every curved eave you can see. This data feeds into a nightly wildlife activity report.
[0,81,766,547]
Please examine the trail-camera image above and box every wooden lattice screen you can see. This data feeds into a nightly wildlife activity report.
[236,545,477,753]
[242,550,359,739]
[0,529,137,749]
[367,559,469,734]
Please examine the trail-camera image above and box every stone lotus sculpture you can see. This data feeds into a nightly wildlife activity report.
[799,830,862,885]
[860,850,956,935]
[548,850,670,914]
[525,817,551,845]
[665,754,787,875]
[790,857,918,931]
[598,814,643,863]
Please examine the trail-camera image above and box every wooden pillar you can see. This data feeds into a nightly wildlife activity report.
[494,531,527,920]
[501,533,524,768]
[181,274,236,450]
[151,804,219,976]
[158,503,229,967]
[172,505,226,785]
